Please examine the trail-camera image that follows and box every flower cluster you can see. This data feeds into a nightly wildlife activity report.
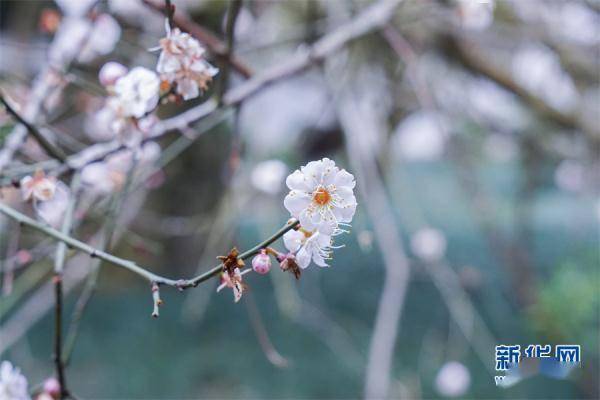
[154,20,219,100]
[217,159,357,302]
[88,65,160,147]
[0,361,29,400]
[282,158,357,268]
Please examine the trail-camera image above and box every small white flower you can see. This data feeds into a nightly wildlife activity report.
[0,361,30,400]
[435,361,471,397]
[114,67,160,118]
[34,181,71,228]
[284,158,357,235]
[283,229,332,269]
[155,19,218,100]
[98,61,128,88]
[20,170,57,202]
[78,14,121,63]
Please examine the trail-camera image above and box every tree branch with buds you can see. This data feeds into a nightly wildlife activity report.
[0,199,300,314]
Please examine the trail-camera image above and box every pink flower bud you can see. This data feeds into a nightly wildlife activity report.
[98,61,127,87]
[252,250,271,274]
[43,377,61,398]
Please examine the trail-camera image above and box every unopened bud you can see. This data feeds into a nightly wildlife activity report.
[252,250,271,274]
[43,377,60,399]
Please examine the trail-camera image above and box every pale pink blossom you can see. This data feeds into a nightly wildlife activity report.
[216,268,245,303]
[154,19,218,100]
[252,250,271,274]
[34,181,70,228]
[113,67,160,118]
[20,170,57,202]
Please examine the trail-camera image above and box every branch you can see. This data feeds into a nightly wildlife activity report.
[142,0,253,78]
[223,0,403,106]
[0,201,299,293]
[443,33,598,140]
[52,175,79,399]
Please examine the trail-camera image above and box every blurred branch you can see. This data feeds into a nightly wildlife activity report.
[142,0,253,78]
[52,175,79,399]
[3,0,402,184]
[218,0,244,100]
[245,292,289,368]
[0,13,94,172]
[0,93,67,162]
[330,70,411,399]
[443,34,598,140]
[223,0,403,106]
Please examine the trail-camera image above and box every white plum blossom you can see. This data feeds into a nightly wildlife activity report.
[435,361,471,397]
[78,14,121,63]
[0,361,30,400]
[284,158,357,236]
[34,181,71,228]
[154,20,218,100]
[283,228,333,269]
[98,61,128,88]
[114,67,160,118]
[20,170,57,202]
[88,67,159,145]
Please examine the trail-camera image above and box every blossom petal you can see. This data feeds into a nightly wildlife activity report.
[286,169,311,192]
[296,247,311,269]
[283,229,304,253]
[283,190,310,216]
[334,169,356,189]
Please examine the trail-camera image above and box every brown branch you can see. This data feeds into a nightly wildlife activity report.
[142,0,253,78]
[0,93,67,162]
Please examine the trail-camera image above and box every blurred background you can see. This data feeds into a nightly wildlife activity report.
[0,0,598,398]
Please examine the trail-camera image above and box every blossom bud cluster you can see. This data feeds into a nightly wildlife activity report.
[154,20,219,100]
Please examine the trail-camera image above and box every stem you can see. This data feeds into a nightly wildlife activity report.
[0,93,67,162]
[53,175,79,399]
[0,200,298,291]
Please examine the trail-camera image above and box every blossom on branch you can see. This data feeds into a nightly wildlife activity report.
[113,67,160,119]
[20,170,57,202]
[217,268,244,303]
[89,66,160,146]
[0,361,30,400]
[154,19,218,100]
[284,158,357,235]
[283,228,333,269]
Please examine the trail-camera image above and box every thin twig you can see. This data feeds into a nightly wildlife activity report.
[0,200,299,292]
[223,0,403,106]
[0,93,67,162]
[53,175,80,399]
[219,0,243,101]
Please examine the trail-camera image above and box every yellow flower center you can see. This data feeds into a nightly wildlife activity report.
[313,187,331,206]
